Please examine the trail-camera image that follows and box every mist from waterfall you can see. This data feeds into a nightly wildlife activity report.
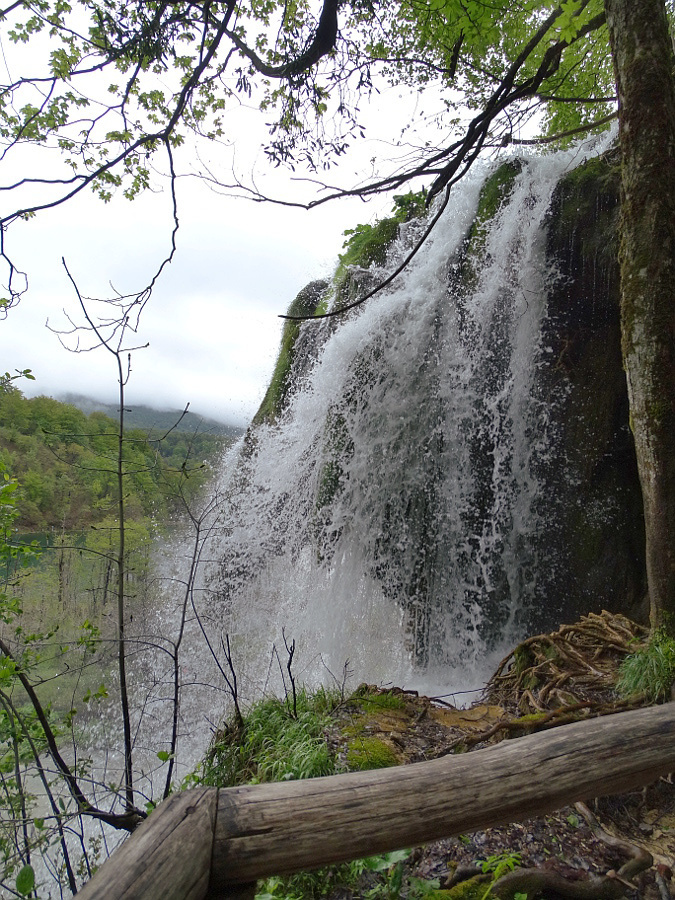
[194,139,612,707]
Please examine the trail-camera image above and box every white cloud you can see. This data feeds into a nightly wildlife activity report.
[0,78,429,426]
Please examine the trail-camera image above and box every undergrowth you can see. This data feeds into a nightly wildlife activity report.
[200,686,339,787]
[196,684,441,900]
[616,628,675,702]
[257,849,441,900]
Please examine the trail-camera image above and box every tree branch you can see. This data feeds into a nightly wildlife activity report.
[225,0,339,78]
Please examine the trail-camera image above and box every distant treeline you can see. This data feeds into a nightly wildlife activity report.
[61,392,243,439]
[0,386,237,531]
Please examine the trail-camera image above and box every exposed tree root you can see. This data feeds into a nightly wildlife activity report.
[488,801,652,899]
[459,696,642,750]
[484,611,647,715]
[439,612,663,897]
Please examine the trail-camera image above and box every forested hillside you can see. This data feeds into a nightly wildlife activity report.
[0,386,234,531]
[62,393,242,440]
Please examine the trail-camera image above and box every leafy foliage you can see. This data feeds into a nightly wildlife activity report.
[373,0,614,143]
[0,0,629,311]
[337,190,427,278]
[0,377,229,892]
[479,851,523,899]
[0,385,228,530]
[0,467,53,893]
[616,629,675,702]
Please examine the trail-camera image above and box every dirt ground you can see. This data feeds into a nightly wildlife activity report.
[325,612,675,899]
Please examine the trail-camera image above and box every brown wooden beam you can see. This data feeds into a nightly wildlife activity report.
[77,704,675,899]
[77,787,217,900]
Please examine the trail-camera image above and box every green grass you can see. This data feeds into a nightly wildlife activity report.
[197,683,444,900]
[616,629,675,703]
[200,686,339,787]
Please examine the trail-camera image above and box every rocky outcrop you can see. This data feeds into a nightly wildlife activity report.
[241,149,647,664]
[542,149,646,624]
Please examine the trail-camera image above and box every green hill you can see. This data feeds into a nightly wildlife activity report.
[0,386,235,531]
[60,393,243,439]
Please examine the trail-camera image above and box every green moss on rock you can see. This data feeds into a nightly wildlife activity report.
[474,160,523,231]
[331,189,427,313]
[337,217,400,276]
[426,876,490,899]
[551,149,620,273]
[458,159,523,289]
[345,735,401,770]
[252,280,327,426]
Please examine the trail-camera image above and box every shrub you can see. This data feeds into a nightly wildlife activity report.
[616,629,675,703]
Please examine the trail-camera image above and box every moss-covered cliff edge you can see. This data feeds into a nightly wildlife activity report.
[247,151,647,653]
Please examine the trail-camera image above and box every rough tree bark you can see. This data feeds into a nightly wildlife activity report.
[605,0,675,632]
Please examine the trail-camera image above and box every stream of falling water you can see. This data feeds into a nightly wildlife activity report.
[29,137,616,898]
[188,138,612,717]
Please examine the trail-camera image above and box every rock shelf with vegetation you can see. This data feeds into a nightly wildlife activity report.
[199,612,675,900]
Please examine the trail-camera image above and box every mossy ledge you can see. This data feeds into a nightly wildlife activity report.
[252,279,328,426]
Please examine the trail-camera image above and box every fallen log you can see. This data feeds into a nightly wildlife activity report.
[77,704,675,900]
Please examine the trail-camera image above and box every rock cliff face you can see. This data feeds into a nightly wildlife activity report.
[239,149,646,672]
[543,150,646,623]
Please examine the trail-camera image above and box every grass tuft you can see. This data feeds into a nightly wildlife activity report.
[616,629,675,703]
[201,686,339,787]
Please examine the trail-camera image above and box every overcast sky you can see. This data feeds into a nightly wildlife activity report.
[0,175,375,427]
[0,143,394,427]
[0,73,431,427]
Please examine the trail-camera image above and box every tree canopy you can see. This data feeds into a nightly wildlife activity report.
[0,0,637,309]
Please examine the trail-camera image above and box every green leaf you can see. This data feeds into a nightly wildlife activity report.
[16,864,35,896]
[390,860,404,894]
[363,849,410,872]
[156,750,171,761]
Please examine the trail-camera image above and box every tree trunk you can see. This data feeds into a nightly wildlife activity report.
[605,0,675,631]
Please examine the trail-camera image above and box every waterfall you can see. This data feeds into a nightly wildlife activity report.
[22,136,643,898]
[200,139,618,700]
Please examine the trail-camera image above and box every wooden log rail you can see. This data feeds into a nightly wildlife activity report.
[77,704,675,899]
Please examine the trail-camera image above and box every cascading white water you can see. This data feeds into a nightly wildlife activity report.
[198,142,611,702]
[25,138,629,898]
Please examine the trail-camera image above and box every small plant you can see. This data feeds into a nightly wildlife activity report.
[617,629,675,702]
[479,851,522,899]
[361,849,411,899]
[253,850,439,900]
[200,686,339,787]
[255,867,352,900]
